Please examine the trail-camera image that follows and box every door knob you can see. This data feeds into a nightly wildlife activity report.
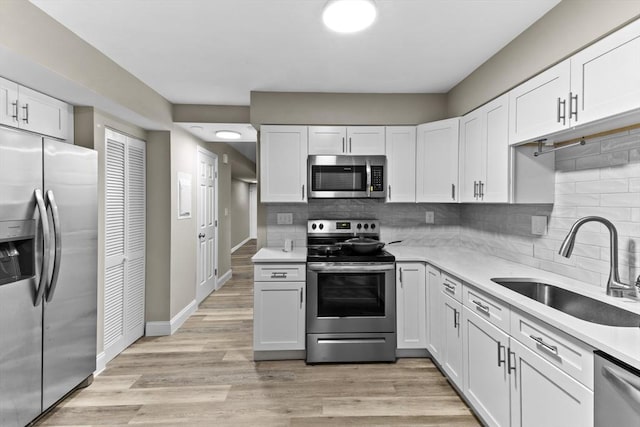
[198,233,205,239]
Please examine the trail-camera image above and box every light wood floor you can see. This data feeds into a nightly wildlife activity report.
[36,240,480,426]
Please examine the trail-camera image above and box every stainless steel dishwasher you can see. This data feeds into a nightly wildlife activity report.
[594,350,640,426]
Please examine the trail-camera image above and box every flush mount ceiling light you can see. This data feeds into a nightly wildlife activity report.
[323,0,377,33]
[215,130,242,140]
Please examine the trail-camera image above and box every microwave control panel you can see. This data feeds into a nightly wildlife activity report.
[371,166,384,192]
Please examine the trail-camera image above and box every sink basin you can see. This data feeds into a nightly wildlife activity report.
[491,278,640,327]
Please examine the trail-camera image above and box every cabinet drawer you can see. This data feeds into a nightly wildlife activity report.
[441,272,462,303]
[511,309,594,390]
[463,285,510,333]
[254,263,306,282]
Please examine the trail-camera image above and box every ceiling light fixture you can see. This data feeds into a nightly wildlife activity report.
[215,130,242,140]
[322,0,377,34]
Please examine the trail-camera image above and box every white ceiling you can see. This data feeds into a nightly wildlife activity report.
[30,0,561,106]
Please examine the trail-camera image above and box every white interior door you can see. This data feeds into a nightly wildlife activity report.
[197,148,218,303]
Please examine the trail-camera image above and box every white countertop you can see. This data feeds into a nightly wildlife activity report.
[252,247,307,263]
[387,245,640,370]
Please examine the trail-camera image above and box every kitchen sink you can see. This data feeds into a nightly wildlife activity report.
[491,278,640,327]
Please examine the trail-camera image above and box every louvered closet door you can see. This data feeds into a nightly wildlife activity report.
[104,129,145,364]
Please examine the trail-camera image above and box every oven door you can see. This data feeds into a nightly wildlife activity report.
[306,262,396,334]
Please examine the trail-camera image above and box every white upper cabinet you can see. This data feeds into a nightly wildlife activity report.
[0,76,71,140]
[260,125,308,203]
[570,18,640,126]
[416,118,459,203]
[308,126,385,155]
[508,60,570,145]
[385,126,416,203]
[460,94,509,203]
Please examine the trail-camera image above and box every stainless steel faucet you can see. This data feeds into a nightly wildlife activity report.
[559,216,638,298]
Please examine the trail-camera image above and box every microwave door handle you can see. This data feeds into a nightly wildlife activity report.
[366,160,372,197]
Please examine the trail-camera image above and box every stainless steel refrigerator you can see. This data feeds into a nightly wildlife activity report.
[0,126,97,427]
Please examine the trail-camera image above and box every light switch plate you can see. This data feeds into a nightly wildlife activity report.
[531,215,548,235]
[425,211,435,224]
[277,213,293,225]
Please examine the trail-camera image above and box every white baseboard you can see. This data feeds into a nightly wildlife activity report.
[231,237,252,253]
[217,269,232,290]
[95,351,106,376]
[145,299,198,336]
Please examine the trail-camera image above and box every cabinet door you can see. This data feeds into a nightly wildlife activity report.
[459,111,482,202]
[347,126,385,155]
[260,125,308,203]
[571,19,640,126]
[462,307,510,427]
[18,85,69,140]
[253,282,305,351]
[508,60,570,145]
[416,118,459,203]
[0,77,19,128]
[426,265,443,363]
[396,263,426,349]
[482,94,510,203]
[308,126,346,155]
[442,295,463,389]
[385,126,416,203]
[509,338,593,427]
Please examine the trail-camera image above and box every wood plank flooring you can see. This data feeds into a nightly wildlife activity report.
[36,240,480,426]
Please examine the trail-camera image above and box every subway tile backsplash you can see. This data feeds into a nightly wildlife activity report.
[265,128,639,290]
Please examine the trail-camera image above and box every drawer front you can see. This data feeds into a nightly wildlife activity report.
[254,263,306,282]
[463,285,510,333]
[441,272,462,303]
[511,309,594,390]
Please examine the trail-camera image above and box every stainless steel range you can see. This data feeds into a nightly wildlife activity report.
[306,219,396,364]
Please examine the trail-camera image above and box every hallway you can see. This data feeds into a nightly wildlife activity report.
[37,240,478,426]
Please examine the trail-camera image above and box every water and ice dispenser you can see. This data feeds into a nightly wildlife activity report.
[0,220,35,285]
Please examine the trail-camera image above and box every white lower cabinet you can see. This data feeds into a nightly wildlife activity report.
[509,338,593,427]
[442,294,463,388]
[426,265,443,363]
[396,263,426,349]
[253,266,305,352]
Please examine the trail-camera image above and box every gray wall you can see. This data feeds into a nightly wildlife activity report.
[231,179,251,249]
[448,0,640,116]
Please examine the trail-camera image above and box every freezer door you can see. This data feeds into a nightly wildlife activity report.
[0,127,43,426]
[42,139,98,410]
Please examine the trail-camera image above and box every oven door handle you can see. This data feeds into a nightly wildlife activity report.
[307,263,395,273]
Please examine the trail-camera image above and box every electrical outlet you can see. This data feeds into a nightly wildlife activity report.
[277,213,293,225]
[425,211,435,224]
[531,215,548,235]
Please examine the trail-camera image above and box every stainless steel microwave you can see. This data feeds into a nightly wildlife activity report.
[308,155,386,199]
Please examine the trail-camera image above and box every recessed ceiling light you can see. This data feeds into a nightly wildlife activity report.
[215,130,242,140]
[189,125,204,131]
[323,0,377,34]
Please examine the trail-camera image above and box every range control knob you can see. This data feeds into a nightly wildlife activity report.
[311,223,316,230]
[357,223,362,229]
[364,223,369,229]
[371,223,376,230]
[319,223,324,230]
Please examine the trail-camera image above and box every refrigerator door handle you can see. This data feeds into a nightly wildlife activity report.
[45,190,62,302]
[34,189,50,306]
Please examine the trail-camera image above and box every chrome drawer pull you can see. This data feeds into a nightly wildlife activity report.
[270,272,288,279]
[529,335,558,354]
[472,299,490,315]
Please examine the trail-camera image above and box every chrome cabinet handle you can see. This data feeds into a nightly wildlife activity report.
[45,190,62,302]
[388,185,391,200]
[34,189,51,306]
[11,101,18,121]
[270,272,288,279]
[557,97,566,125]
[508,348,516,373]
[300,287,304,308]
[302,184,305,200]
[529,335,558,354]
[22,103,29,124]
[451,183,455,200]
[497,342,506,367]
[349,137,352,152]
[399,267,403,287]
[453,308,460,329]
[602,365,640,405]
[342,137,345,153]
[472,299,490,315]
[570,92,578,122]
[479,181,484,199]
[473,181,478,198]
